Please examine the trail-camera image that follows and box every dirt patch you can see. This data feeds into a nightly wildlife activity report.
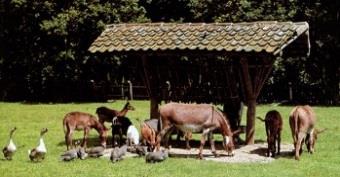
[100,143,294,163]
[168,143,294,163]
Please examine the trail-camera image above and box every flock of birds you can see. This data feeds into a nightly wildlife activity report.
[2,127,48,162]
[2,127,168,163]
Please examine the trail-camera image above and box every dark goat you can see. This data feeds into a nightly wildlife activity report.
[257,110,283,157]
[112,116,132,146]
[96,102,135,125]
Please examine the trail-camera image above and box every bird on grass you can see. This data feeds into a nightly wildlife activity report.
[2,127,17,160]
[29,128,48,162]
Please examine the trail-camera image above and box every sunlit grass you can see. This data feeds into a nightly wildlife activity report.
[0,101,339,177]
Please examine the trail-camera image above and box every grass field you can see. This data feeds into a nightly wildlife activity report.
[0,100,339,177]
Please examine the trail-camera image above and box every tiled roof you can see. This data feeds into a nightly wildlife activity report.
[89,21,309,55]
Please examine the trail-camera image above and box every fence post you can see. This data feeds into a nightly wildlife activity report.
[127,80,133,100]
[288,82,293,101]
[121,81,124,99]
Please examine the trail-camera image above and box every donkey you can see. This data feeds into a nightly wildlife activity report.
[96,102,135,125]
[63,112,108,150]
[157,102,238,159]
[289,105,326,160]
[257,110,283,157]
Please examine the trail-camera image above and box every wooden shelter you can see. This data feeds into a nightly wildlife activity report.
[89,22,310,144]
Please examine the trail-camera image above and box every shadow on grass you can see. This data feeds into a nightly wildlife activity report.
[249,145,295,159]
[57,137,111,148]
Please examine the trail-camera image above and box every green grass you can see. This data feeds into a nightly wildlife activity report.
[0,101,339,177]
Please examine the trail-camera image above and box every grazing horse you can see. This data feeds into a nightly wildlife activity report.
[257,110,283,157]
[157,103,237,159]
[289,105,325,160]
[96,102,135,125]
[63,112,108,150]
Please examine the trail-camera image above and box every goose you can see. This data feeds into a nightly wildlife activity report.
[2,127,17,160]
[29,128,48,162]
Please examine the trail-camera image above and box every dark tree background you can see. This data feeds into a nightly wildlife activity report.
[0,0,339,104]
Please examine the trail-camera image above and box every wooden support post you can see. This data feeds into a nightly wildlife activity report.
[246,99,256,144]
[141,55,160,119]
[239,56,275,145]
[150,97,160,119]
[239,57,256,145]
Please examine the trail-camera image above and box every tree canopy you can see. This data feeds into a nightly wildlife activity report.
[0,0,339,104]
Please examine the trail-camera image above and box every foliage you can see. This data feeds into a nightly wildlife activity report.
[0,0,147,101]
[0,0,339,104]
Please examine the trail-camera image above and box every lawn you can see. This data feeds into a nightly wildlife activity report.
[0,100,339,177]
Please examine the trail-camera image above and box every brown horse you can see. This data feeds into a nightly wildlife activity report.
[257,110,283,157]
[289,105,325,160]
[157,102,237,159]
[96,102,135,125]
[63,112,108,150]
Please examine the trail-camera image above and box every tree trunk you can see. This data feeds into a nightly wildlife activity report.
[246,99,256,145]
[150,97,160,119]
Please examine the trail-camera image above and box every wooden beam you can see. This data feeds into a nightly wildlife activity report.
[141,55,160,119]
[238,57,275,145]
[239,57,256,145]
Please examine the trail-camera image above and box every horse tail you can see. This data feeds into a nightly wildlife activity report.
[62,114,69,134]
[256,116,266,122]
[290,107,300,140]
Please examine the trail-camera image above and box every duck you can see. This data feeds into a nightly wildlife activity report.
[86,146,105,157]
[60,141,88,161]
[110,145,127,163]
[2,127,17,160]
[29,128,48,162]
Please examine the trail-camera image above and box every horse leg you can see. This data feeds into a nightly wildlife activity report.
[164,126,175,148]
[272,136,276,157]
[119,128,123,146]
[267,137,271,157]
[185,132,191,150]
[65,129,73,150]
[266,124,270,157]
[198,129,210,159]
[208,131,217,157]
[295,132,305,160]
[277,131,281,155]
[82,128,90,148]
[156,125,172,151]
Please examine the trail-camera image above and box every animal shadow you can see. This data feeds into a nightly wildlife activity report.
[249,146,295,159]
[57,137,104,148]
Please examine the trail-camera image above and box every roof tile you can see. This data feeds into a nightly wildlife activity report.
[89,21,309,55]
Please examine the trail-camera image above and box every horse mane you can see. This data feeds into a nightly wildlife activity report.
[213,107,232,136]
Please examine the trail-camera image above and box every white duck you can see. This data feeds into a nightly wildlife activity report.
[2,127,17,160]
[29,128,48,162]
